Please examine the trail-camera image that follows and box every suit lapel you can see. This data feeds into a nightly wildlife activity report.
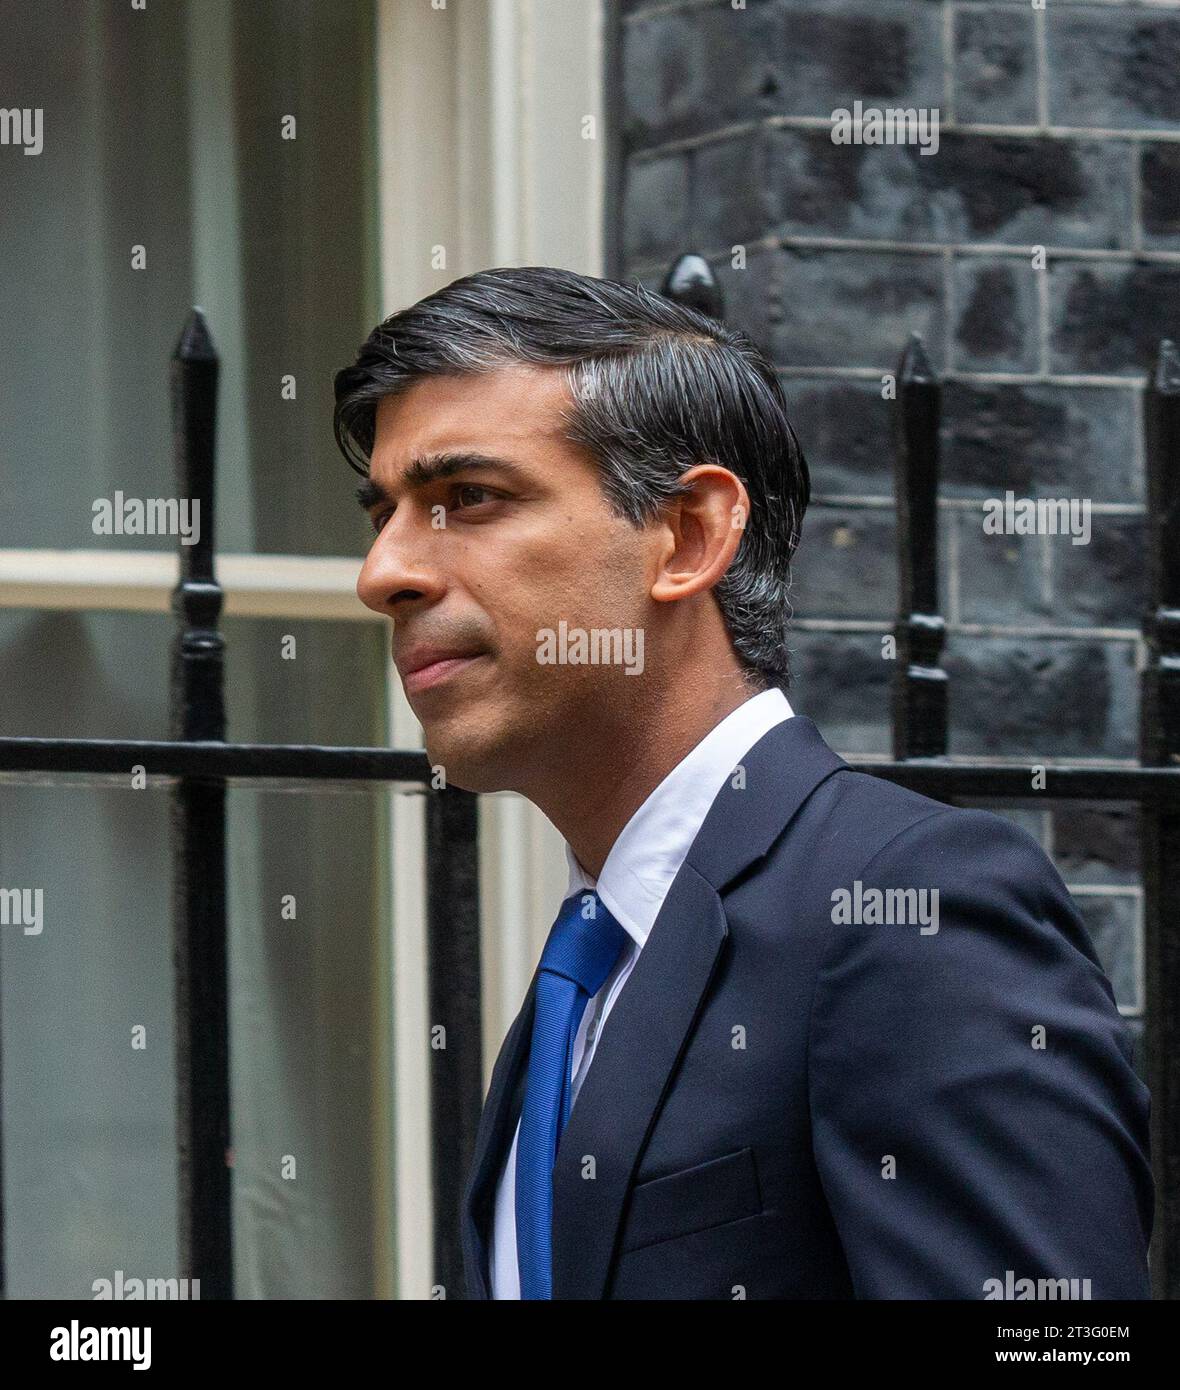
[460,967,537,1299]
[550,714,849,1298]
[462,714,849,1300]
[550,860,727,1298]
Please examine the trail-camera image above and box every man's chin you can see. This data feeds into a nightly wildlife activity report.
[420,727,518,795]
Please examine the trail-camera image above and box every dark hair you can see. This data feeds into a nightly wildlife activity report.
[333,265,810,687]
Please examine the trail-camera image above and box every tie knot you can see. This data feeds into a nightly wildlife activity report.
[539,891,629,998]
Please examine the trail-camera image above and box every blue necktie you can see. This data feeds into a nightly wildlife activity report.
[515,889,628,1300]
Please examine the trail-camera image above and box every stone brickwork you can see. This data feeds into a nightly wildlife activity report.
[612,0,1180,1020]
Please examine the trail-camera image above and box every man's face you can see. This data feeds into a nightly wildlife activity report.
[356,363,657,794]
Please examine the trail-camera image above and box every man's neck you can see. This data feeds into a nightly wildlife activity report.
[532,677,766,879]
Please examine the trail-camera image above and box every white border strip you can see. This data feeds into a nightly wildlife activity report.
[0,549,375,621]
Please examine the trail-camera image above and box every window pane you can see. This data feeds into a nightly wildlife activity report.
[0,0,388,1299]
[0,0,377,557]
[0,611,385,749]
[0,779,399,1298]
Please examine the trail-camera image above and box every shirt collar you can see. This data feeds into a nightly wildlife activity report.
[563,687,794,951]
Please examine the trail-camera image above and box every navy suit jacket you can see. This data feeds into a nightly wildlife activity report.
[460,715,1153,1299]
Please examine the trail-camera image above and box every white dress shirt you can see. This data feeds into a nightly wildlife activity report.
[489,685,795,1298]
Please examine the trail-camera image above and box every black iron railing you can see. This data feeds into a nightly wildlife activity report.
[0,253,1177,1299]
[0,306,481,1301]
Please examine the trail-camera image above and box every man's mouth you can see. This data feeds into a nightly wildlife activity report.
[402,652,488,695]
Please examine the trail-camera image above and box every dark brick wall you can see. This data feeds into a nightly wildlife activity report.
[610,0,1180,1018]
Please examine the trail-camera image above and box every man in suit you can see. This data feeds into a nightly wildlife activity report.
[337,265,1153,1299]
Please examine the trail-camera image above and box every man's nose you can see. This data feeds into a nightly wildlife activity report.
[356,519,445,615]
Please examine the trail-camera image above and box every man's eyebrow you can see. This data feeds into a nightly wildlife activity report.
[354,452,530,512]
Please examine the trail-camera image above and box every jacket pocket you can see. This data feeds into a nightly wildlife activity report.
[619,1146,763,1255]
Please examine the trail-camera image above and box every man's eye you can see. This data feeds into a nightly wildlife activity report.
[370,486,497,533]
[453,484,496,509]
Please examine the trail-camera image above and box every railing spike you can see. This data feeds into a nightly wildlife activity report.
[1153,338,1180,395]
[1141,333,1180,1297]
[891,331,946,760]
[898,332,934,385]
[173,306,217,362]
[169,300,228,1297]
[660,252,725,322]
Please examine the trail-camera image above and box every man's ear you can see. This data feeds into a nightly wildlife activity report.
[649,465,749,603]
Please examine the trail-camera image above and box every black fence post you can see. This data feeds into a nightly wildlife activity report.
[169,309,232,1298]
[425,784,482,1298]
[891,334,948,760]
[1141,338,1180,1301]
[661,252,725,321]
